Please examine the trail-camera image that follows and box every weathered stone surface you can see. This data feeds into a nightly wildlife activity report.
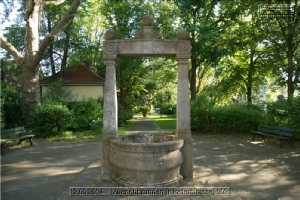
[102,16,193,183]
[141,15,154,26]
[110,132,184,186]
[104,30,117,40]
[177,30,190,40]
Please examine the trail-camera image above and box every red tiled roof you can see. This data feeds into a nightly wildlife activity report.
[40,65,105,85]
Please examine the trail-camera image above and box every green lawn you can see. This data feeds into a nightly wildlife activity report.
[41,130,102,142]
[151,115,176,130]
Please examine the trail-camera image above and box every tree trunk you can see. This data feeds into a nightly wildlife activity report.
[196,66,205,93]
[190,58,197,101]
[21,0,41,120]
[287,42,294,100]
[246,56,254,104]
[119,64,124,108]
[47,15,56,76]
[21,60,41,122]
[61,29,70,69]
[0,0,81,123]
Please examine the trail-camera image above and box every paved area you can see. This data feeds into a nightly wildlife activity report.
[130,117,159,131]
[1,118,300,199]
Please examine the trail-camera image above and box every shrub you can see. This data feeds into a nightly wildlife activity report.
[266,97,300,133]
[159,103,176,115]
[139,106,150,117]
[118,106,133,126]
[67,98,103,130]
[209,104,265,133]
[191,94,213,132]
[191,102,265,133]
[1,86,23,128]
[30,103,73,138]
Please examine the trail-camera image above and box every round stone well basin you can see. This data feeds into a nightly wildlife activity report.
[110,132,184,186]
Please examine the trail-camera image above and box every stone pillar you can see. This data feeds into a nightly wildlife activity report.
[176,56,193,182]
[101,58,118,180]
[176,31,193,182]
[103,58,118,135]
[102,32,118,180]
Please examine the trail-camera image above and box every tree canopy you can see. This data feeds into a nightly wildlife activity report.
[1,0,299,124]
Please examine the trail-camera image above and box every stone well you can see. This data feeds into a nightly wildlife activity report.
[109,132,184,186]
[102,16,193,182]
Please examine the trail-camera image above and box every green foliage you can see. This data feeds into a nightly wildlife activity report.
[139,106,150,117]
[41,79,75,103]
[159,103,176,115]
[154,86,177,115]
[30,103,73,138]
[191,94,265,133]
[266,97,300,133]
[191,94,214,132]
[67,98,103,131]
[31,97,104,137]
[0,93,4,129]
[118,106,133,127]
[1,85,23,128]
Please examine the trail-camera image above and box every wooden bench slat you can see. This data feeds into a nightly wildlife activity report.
[1,127,34,155]
[1,127,25,133]
[1,127,26,138]
[251,124,294,148]
[254,132,290,140]
[257,129,294,138]
[258,125,294,133]
[18,135,35,140]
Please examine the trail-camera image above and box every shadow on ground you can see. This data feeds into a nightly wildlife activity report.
[193,133,300,199]
[1,132,300,199]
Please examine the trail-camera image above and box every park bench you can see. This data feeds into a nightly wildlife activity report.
[251,124,294,148]
[1,127,35,155]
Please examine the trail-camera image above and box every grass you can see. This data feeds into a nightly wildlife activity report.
[38,130,102,143]
[118,119,135,135]
[151,114,176,130]
[37,119,135,142]
[133,113,176,130]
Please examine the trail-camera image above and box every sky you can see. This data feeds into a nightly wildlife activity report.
[0,1,21,30]
[0,1,22,59]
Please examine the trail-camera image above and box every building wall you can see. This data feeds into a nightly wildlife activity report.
[41,85,104,101]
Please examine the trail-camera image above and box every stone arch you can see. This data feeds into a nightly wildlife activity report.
[101,16,193,182]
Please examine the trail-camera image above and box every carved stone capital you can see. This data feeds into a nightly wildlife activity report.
[177,41,191,55]
[103,41,118,54]
[103,41,118,59]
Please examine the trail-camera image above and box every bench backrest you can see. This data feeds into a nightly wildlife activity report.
[1,127,26,138]
[258,124,294,137]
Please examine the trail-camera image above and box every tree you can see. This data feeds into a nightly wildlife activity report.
[174,0,244,101]
[197,2,275,105]
[99,0,179,111]
[259,0,300,99]
[0,0,81,122]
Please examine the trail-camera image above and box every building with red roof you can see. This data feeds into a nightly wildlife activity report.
[39,65,105,101]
